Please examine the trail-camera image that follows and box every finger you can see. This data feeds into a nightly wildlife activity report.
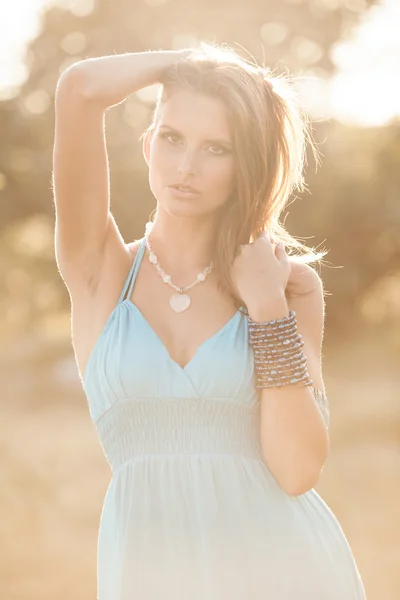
[275,242,288,260]
[258,230,272,244]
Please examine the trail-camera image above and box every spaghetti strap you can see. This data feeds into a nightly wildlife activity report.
[117,237,147,305]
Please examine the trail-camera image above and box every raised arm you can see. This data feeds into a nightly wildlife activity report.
[52,50,188,295]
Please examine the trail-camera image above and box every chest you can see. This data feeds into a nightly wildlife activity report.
[82,300,259,424]
[129,300,241,370]
[128,260,243,370]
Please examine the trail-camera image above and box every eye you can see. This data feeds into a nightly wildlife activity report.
[208,145,227,155]
[161,132,181,144]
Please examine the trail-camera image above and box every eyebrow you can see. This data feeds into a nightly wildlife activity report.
[158,124,232,147]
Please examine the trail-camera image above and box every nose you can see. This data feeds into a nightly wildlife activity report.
[177,149,197,177]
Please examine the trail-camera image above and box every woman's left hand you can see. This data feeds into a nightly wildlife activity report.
[231,231,291,315]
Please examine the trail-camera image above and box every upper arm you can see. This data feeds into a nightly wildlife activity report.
[286,263,325,392]
[52,64,111,291]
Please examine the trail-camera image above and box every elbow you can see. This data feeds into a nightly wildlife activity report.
[56,62,89,100]
[283,473,320,497]
[264,430,330,497]
[279,458,327,497]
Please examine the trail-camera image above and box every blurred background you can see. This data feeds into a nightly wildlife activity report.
[1,0,399,598]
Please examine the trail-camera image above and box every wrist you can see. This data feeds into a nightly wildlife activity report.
[247,292,289,323]
[176,48,193,60]
[158,49,192,83]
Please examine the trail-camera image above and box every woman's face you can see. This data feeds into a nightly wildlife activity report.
[144,89,236,221]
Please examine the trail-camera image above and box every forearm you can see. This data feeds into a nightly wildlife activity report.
[248,295,329,496]
[259,384,329,495]
[62,50,185,109]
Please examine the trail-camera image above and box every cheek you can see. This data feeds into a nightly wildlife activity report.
[148,144,171,185]
[206,158,235,192]
[149,142,167,170]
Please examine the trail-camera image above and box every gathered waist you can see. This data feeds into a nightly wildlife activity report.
[111,451,267,475]
[94,397,263,472]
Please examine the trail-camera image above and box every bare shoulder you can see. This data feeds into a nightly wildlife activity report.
[287,260,324,297]
[127,238,142,259]
[286,260,325,348]
[285,261,325,392]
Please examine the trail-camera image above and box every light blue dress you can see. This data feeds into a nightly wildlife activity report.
[82,236,366,600]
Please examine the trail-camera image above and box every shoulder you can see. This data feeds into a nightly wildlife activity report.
[127,238,144,261]
[286,259,324,298]
[286,260,325,354]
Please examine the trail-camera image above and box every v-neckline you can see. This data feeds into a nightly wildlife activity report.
[124,299,242,372]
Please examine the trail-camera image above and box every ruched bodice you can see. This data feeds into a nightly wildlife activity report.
[80,236,366,600]
[93,398,263,473]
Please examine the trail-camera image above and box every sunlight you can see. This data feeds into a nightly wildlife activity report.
[0,0,399,126]
[0,0,93,98]
[330,0,400,125]
[0,0,55,97]
[330,70,400,127]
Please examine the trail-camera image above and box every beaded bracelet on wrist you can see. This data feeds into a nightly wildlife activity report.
[246,309,330,428]
[247,310,313,390]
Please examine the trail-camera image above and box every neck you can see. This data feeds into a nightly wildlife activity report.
[144,215,218,275]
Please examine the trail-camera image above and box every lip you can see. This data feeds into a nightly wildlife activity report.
[168,183,200,193]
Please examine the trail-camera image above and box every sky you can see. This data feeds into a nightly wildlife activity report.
[0,0,398,127]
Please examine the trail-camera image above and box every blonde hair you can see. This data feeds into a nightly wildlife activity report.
[144,42,327,307]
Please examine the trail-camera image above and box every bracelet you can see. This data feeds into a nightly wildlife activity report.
[248,310,313,390]
[312,387,330,428]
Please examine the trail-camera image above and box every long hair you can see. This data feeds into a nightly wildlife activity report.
[143,42,327,307]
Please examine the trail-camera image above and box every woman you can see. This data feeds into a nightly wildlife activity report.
[53,43,366,599]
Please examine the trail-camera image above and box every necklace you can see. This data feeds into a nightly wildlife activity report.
[144,221,214,313]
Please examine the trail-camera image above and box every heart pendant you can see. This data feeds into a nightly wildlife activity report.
[170,293,191,313]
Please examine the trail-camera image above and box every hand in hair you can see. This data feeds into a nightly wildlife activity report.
[231,230,291,321]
